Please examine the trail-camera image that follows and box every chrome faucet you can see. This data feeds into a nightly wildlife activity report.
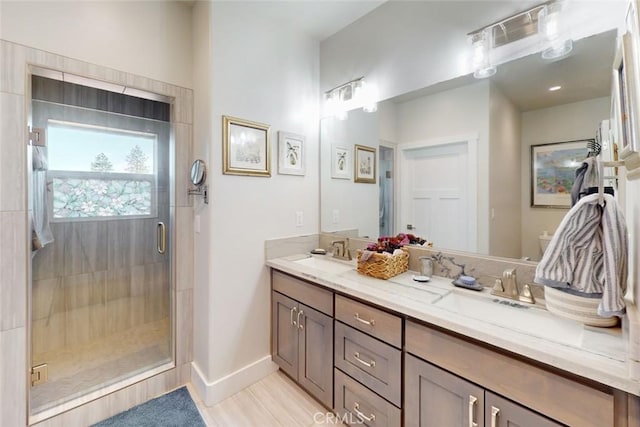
[331,240,352,261]
[491,268,535,304]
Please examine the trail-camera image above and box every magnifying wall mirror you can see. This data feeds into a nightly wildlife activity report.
[190,159,207,186]
[188,159,208,203]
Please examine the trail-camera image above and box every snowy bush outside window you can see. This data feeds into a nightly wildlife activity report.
[47,120,157,220]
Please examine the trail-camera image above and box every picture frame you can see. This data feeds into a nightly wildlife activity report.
[354,144,376,184]
[277,131,305,176]
[331,145,351,179]
[530,140,589,208]
[222,115,271,177]
[617,29,640,159]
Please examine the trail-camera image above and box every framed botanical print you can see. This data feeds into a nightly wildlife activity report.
[277,131,305,176]
[331,145,351,179]
[354,144,376,184]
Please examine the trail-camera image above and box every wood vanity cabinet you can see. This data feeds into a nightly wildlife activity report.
[405,319,616,427]
[271,271,333,408]
[405,354,562,427]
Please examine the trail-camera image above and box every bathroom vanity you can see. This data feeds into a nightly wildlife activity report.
[267,254,640,427]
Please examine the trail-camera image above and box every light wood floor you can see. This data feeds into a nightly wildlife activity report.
[190,370,345,426]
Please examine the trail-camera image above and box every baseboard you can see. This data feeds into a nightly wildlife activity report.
[190,355,278,406]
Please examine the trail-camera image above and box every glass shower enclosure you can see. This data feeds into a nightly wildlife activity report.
[29,74,174,415]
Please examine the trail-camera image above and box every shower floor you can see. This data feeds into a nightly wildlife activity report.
[31,318,171,414]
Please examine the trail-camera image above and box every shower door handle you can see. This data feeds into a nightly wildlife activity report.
[157,222,166,254]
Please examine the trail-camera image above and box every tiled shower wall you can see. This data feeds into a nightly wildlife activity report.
[0,40,194,426]
[32,220,170,355]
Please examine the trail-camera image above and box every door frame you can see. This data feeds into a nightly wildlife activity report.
[396,133,478,252]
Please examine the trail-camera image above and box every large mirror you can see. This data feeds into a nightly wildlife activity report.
[321,23,619,261]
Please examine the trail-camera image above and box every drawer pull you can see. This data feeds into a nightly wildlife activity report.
[353,351,376,368]
[490,406,500,427]
[290,307,297,327]
[354,313,375,326]
[297,310,304,330]
[468,395,478,427]
[353,402,375,423]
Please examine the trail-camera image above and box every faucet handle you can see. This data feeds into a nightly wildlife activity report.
[492,278,505,293]
[519,283,536,304]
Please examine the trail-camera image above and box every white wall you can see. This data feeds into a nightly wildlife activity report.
[520,97,610,260]
[321,110,379,238]
[489,83,521,258]
[396,81,490,254]
[0,1,193,88]
[191,1,320,404]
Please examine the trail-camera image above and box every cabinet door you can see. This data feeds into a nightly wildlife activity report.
[271,291,299,380]
[485,392,564,427]
[406,354,484,427]
[298,303,334,408]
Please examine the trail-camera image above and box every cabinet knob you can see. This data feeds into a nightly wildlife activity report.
[290,307,298,327]
[297,310,304,329]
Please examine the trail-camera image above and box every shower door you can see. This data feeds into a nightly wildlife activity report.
[29,75,173,414]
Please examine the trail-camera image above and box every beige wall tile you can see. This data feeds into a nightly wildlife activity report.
[32,277,64,321]
[0,327,27,427]
[0,41,27,94]
[173,123,193,207]
[63,221,108,275]
[176,289,193,365]
[0,211,27,330]
[32,223,65,280]
[173,87,194,125]
[175,207,194,291]
[0,93,26,212]
[32,312,66,356]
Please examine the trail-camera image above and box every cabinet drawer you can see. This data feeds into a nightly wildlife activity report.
[272,270,333,316]
[335,294,402,348]
[335,321,402,407]
[335,368,401,427]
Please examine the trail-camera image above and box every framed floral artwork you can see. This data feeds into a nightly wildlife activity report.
[277,131,305,176]
[223,115,270,177]
[354,144,376,184]
[331,145,351,179]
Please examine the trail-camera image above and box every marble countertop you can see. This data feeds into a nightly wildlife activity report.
[266,254,639,396]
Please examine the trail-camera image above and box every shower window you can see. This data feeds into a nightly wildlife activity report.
[47,120,157,220]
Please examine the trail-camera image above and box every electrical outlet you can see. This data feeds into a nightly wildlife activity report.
[296,211,304,227]
[332,209,340,224]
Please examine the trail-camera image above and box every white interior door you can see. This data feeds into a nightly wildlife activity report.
[398,136,477,252]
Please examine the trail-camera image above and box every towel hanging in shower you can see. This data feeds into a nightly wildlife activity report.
[31,146,54,253]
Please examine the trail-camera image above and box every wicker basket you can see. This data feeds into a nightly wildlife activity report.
[356,248,409,280]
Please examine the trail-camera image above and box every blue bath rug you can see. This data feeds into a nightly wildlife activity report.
[92,386,206,427]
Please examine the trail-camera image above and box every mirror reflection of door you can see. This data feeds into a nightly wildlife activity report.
[379,144,394,237]
[399,137,478,252]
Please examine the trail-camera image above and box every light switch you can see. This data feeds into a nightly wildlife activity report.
[296,211,304,227]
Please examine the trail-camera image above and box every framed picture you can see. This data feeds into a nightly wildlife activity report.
[277,131,305,176]
[354,144,376,184]
[530,140,588,208]
[331,145,351,179]
[617,30,640,159]
[223,115,270,177]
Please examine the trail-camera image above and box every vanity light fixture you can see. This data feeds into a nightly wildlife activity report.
[468,2,571,78]
[539,1,573,60]
[324,77,378,118]
[471,29,497,79]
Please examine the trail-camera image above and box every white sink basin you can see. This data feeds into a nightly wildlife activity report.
[293,256,355,274]
[433,291,585,347]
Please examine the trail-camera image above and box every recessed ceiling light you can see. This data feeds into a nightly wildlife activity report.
[549,85,562,91]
